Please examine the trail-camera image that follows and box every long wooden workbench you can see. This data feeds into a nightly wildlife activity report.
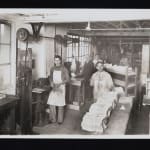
[80,96,134,135]
[104,96,134,135]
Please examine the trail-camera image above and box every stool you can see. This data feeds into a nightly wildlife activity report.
[32,88,50,126]
[68,78,85,110]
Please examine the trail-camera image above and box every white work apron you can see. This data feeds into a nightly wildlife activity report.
[47,70,66,106]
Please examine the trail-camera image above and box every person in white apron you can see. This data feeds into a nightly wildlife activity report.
[47,55,70,124]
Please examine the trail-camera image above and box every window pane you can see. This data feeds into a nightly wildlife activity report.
[0,45,10,64]
[0,24,11,44]
[0,65,11,91]
[66,35,90,64]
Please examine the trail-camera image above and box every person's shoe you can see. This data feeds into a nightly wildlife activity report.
[58,122,62,125]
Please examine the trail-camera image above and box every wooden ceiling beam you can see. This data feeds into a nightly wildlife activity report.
[127,20,141,28]
[96,36,150,42]
[92,22,108,29]
[68,30,150,37]
[121,22,129,28]
[141,21,150,28]
[106,21,118,28]
[135,20,141,28]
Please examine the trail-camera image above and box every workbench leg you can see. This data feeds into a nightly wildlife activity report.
[38,113,43,126]
[69,85,72,104]
[82,83,85,104]
[9,107,16,134]
[149,113,150,134]
[34,110,39,125]
[34,94,42,126]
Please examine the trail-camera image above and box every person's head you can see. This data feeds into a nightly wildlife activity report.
[54,55,62,67]
[95,61,104,72]
[94,54,100,60]
[85,55,92,63]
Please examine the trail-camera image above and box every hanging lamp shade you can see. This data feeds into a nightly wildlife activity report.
[86,22,91,31]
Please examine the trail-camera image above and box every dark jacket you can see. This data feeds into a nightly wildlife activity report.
[77,60,95,82]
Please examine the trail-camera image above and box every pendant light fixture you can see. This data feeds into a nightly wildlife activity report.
[85,21,91,31]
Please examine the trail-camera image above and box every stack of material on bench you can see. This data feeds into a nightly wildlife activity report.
[81,92,118,133]
[104,64,133,74]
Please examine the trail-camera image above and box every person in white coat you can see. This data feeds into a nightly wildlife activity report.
[90,61,114,102]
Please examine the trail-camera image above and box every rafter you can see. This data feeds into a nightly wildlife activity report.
[91,22,108,29]
[68,29,150,37]
[106,21,119,28]
[120,21,129,28]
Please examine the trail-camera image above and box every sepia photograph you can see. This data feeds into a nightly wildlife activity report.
[0,8,150,138]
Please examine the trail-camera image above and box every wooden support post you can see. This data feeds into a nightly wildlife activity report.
[125,66,128,96]
[8,107,16,134]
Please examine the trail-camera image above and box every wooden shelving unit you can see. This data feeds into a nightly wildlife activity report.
[106,67,137,96]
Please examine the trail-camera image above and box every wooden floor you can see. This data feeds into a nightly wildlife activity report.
[32,105,150,136]
[33,109,90,135]
[127,105,150,135]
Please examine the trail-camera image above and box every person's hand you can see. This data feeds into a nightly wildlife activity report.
[53,83,62,89]
[51,82,54,88]
[71,73,76,77]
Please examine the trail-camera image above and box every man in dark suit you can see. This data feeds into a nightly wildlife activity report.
[76,55,95,101]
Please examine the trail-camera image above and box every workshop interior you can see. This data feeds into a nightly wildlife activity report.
[0,9,150,136]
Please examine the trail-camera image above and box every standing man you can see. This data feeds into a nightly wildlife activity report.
[47,55,70,124]
[76,55,95,101]
[93,54,102,67]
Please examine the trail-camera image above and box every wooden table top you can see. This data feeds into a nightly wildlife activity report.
[0,95,19,111]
